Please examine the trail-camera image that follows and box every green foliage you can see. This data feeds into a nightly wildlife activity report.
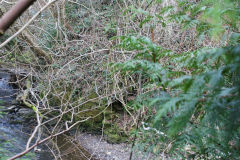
[153,46,240,158]
[123,4,166,29]
[112,0,240,159]
[105,23,117,39]
[159,0,240,41]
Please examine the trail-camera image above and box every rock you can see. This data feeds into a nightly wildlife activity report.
[103,125,127,144]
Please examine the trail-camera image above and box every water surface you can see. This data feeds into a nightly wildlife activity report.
[0,71,53,160]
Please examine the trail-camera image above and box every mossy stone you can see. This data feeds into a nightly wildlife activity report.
[103,125,127,143]
[75,91,106,132]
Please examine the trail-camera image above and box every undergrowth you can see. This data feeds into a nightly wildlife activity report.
[112,0,240,159]
[1,0,239,159]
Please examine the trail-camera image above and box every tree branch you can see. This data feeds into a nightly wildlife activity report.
[0,0,36,35]
[0,0,58,49]
[8,117,90,160]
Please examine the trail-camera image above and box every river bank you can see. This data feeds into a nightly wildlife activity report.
[0,70,136,160]
[77,132,132,160]
[0,71,53,159]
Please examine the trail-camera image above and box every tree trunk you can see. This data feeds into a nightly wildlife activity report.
[20,31,53,64]
[0,0,36,36]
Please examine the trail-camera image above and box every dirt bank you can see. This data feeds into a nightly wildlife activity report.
[76,132,132,160]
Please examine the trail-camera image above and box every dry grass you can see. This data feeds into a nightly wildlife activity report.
[0,0,224,159]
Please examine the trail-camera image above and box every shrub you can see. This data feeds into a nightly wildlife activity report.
[112,0,240,159]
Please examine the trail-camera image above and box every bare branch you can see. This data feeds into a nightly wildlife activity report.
[0,0,58,49]
[9,117,90,160]
[0,0,36,35]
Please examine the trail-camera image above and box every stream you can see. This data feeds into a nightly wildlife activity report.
[0,71,53,160]
[0,71,98,160]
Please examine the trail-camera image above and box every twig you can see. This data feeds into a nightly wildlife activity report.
[8,117,90,160]
[0,0,58,49]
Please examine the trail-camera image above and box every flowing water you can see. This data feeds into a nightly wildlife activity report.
[0,71,53,160]
[0,71,96,160]
[0,72,15,104]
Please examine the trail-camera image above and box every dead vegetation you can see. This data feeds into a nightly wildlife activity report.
[0,0,229,159]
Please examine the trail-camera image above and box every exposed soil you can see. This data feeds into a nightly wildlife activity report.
[76,132,132,160]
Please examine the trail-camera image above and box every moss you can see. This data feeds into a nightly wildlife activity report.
[74,92,130,142]
[87,92,98,100]
[79,118,103,132]
[103,125,127,143]
[102,108,129,143]
[44,89,130,142]
[75,104,104,132]
[46,83,75,106]
[73,91,106,132]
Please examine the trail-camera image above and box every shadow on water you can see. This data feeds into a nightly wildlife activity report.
[53,134,97,160]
